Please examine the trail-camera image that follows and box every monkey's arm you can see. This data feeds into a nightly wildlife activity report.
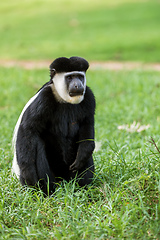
[69,87,95,172]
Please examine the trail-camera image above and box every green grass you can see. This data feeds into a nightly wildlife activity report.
[0,67,160,239]
[0,0,160,62]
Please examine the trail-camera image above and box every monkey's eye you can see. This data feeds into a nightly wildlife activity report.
[66,75,72,81]
[79,75,84,82]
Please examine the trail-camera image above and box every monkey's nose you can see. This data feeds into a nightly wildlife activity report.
[69,84,84,97]
[69,79,84,97]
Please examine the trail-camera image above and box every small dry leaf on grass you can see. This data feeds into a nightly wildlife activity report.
[118,121,150,133]
[95,141,102,152]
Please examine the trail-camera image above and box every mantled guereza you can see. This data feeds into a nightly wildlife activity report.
[12,56,95,195]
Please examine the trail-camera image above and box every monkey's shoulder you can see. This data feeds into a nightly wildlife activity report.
[85,86,95,100]
[32,85,58,109]
[82,86,95,111]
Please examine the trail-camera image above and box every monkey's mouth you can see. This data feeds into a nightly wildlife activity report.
[69,92,83,97]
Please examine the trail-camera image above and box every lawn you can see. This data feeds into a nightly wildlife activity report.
[0,0,160,62]
[0,67,159,239]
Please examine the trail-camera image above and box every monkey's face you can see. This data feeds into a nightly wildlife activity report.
[52,71,86,104]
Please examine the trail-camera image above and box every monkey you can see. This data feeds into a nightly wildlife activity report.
[12,56,95,195]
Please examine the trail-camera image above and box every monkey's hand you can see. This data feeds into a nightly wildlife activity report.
[69,159,84,172]
[69,141,95,172]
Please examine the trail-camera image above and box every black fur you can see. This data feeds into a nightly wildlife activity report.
[50,56,89,74]
[15,58,95,195]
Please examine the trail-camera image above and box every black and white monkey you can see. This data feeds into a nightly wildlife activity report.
[12,56,95,195]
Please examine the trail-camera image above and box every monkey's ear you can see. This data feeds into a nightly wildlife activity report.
[50,68,56,80]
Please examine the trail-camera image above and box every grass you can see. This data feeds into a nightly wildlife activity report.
[0,0,160,62]
[0,67,160,239]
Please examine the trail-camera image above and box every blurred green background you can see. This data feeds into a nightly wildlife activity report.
[0,0,160,62]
